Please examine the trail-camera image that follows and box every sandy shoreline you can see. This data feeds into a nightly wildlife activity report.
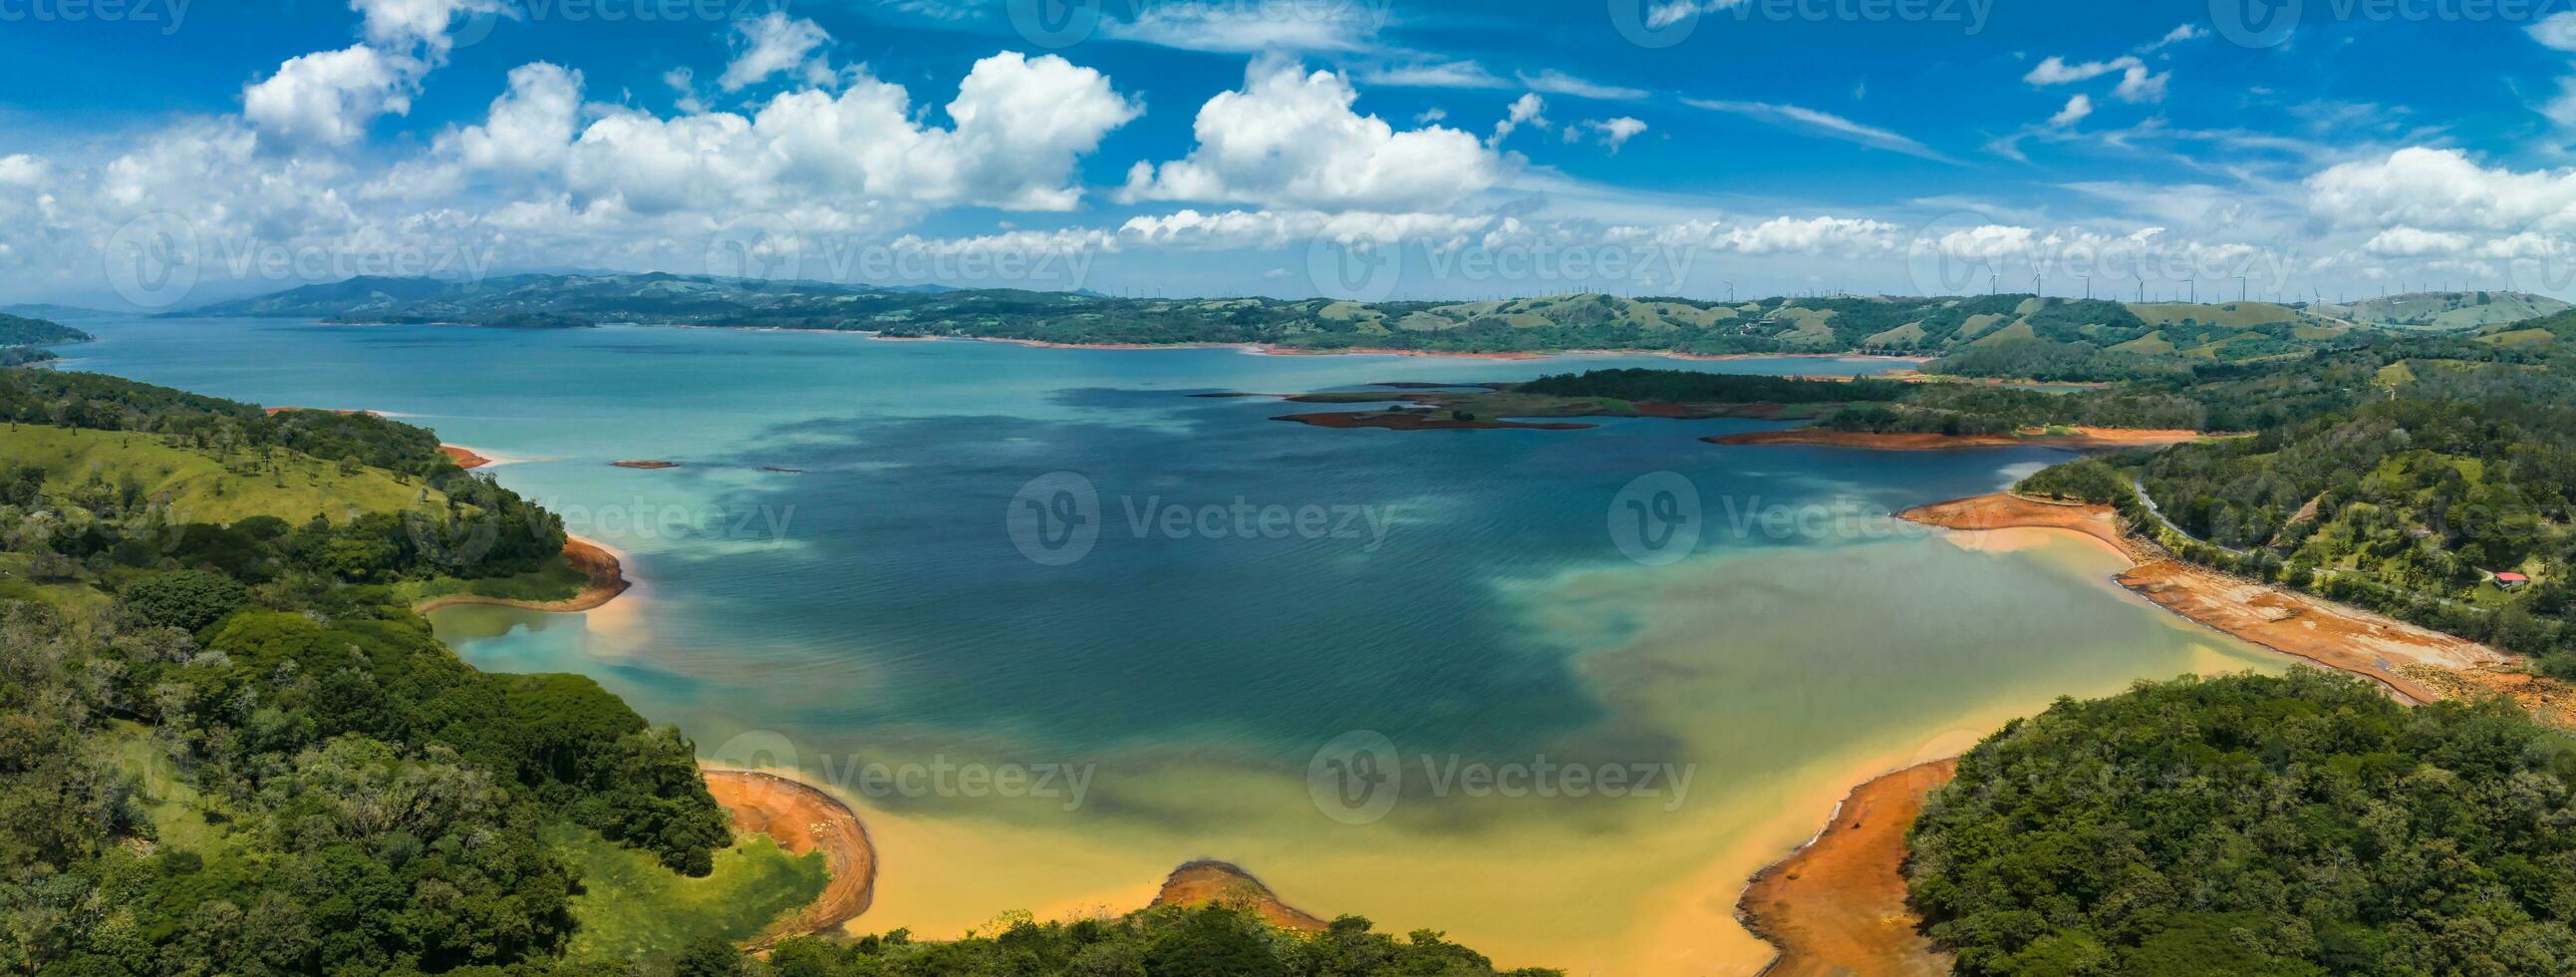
[440,444,492,470]
[702,766,880,952]
[1709,427,2210,453]
[1736,492,2525,974]
[1737,760,1957,977]
[1901,493,2506,703]
[412,534,632,614]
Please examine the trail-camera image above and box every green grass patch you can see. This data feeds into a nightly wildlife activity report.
[548,822,827,967]
[2476,327,2557,348]
[1968,319,2037,347]
[2109,330,2175,355]
[0,553,113,616]
[0,424,444,524]
[398,556,590,605]
[2127,301,2301,328]
[103,721,239,856]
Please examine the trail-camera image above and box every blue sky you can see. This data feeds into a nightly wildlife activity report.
[7,0,2576,307]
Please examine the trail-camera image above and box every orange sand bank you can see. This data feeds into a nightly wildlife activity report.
[1737,493,2524,973]
[440,445,491,470]
[1900,493,2510,703]
[703,768,879,952]
[1710,427,2207,452]
[1149,860,1327,932]
[1737,760,1957,977]
[1899,493,2140,560]
[412,535,631,614]
[2116,560,2503,705]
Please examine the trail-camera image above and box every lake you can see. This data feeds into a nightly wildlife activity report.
[60,318,2281,974]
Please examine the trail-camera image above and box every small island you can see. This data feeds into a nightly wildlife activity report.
[1259,370,1908,432]
[612,459,682,470]
[1254,367,2218,450]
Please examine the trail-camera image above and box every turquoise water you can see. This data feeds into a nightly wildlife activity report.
[58,319,2282,972]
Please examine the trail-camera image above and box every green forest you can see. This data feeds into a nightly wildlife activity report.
[2004,312,2576,663]
[0,312,92,348]
[1910,671,2576,975]
[759,909,1559,977]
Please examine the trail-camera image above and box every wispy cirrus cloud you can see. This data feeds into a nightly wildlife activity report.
[1517,69,1648,101]
[1094,0,1387,53]
[1680,97,1951,162]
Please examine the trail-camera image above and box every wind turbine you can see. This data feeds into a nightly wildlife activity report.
[2033,272,2044,298]
[2186,278,2197,304]
[2079,274,2093,300]
[2236,275,2249,302]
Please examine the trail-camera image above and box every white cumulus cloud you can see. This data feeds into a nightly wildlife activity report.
[719,12,835,92]
[1118,57,1513,211]
[243,44,422,147]
[2049,94,2093,128]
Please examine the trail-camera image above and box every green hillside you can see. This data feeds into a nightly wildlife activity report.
[0,424,442,524]
[2322,290,2574,330]
[0,311,92,346]
[187,274,2377,372]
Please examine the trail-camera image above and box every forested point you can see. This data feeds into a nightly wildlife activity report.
[1909,671,2576,975]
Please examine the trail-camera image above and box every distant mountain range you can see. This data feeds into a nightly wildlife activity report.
[171,273,2571,375]
[0,303,117,321]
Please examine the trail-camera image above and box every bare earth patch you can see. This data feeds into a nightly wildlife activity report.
[703,768,879,953]
[1737,760,1957,977]
[1149,860,1327,932]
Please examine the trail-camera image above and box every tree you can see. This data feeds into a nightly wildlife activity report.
[123,569,249,632]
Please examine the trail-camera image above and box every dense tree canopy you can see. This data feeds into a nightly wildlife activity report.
[1910,671,2576,976]
[762,906,1561,977]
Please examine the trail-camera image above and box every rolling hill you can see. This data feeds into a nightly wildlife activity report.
[2312,290,2572,330]
[182,274,2386,370]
